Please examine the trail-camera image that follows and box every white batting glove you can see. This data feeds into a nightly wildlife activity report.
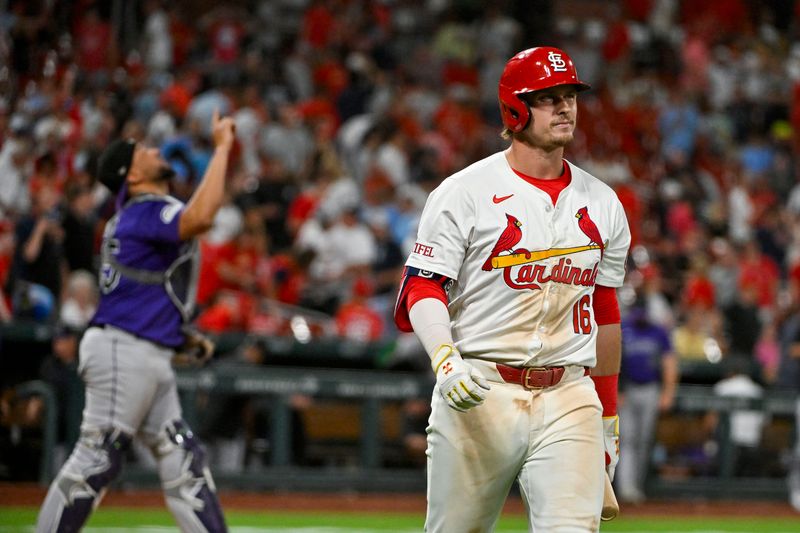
[603,415,620,481]
[431,344,491,412]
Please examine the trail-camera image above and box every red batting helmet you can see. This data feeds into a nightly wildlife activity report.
[498,47,590,133]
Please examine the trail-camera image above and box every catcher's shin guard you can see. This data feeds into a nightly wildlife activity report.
[156,419,227,532]
[36,428,132,533]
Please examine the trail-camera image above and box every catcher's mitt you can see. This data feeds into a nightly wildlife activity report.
[173,329,215,367]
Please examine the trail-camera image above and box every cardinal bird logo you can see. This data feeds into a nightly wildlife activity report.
[575,206,604,258]
[482,214,523,271]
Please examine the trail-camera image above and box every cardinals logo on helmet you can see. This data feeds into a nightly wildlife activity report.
[547,51,568,72]
[483,210,606,291]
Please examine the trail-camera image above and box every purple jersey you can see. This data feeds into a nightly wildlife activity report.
[620,318,672,385]
[92,195,190,347]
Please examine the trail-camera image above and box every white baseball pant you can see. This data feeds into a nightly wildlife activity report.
[425,365,604,533]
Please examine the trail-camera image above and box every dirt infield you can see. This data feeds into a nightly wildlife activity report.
[2,483,799,518]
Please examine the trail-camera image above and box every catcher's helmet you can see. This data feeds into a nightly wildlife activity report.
[498,47,590,133]
[97,138,136,194]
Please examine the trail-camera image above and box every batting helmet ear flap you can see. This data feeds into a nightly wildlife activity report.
[498,84,531,133]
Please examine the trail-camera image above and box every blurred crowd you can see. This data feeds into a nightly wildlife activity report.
[3,0,800,484]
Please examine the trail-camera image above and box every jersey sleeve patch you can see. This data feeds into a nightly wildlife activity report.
[411,242,436,258]
[160,202,182,224]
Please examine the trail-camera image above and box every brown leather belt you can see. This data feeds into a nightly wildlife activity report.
[496,363,590,390]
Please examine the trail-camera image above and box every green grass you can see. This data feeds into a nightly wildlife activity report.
[1,507,799,532]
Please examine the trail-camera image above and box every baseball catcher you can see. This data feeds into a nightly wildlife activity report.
[36,111,235,533]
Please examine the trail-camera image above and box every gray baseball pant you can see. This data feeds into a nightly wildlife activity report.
[36,326,227,532]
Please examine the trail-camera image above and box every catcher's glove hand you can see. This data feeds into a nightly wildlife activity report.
[174,329,215,367]
[431,344,490,412]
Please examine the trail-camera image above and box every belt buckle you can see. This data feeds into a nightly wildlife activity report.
[521,367,549,390]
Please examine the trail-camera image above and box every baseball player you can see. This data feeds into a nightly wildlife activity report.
[617,300,678,503]
[394,47,630,532]
[36,111,235,533]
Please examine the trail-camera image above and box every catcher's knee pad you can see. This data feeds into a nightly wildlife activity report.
[156,419,227,532]
[37,428,131,533]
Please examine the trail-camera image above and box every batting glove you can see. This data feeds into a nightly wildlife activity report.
[431,344,491,412]
[603,415,620,481]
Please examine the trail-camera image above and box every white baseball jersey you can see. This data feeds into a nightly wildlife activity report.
[406,151,631,368]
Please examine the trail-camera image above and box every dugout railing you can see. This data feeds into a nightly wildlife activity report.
[11,367,798,498]
[646,384,798,500]
[2,321,798,498]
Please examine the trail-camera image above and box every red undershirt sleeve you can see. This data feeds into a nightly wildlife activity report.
[592,284,620,325]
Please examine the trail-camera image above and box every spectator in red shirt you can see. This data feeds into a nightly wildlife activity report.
[302,0,337,49]
[738,240,780,311]
[204,7,246,65]
[160,70,197,120]
[73,8,115,77]
[313,52,349,101]
[196,239,228,307]
[432,85,484,163]
[196,290,251,333]
[335,277,383,342]
[614,179,642,247]
[602,12,631,64]
[682,253,716,310]
[215,218,274,299]
[272,251,310,307]
[167,4,196,68]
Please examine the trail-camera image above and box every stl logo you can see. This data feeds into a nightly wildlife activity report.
[442,362,454,376]
[547,51,568,72]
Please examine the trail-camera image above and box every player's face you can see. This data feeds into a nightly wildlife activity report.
[132,145,175,183]
[519,85,578,151]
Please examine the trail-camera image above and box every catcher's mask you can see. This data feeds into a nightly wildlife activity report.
[498,46,590,134]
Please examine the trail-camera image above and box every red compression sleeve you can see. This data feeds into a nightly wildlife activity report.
[592,285,619,416]
[394,275,448,332]
[592,374,619,417]
[592,285,620,325]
